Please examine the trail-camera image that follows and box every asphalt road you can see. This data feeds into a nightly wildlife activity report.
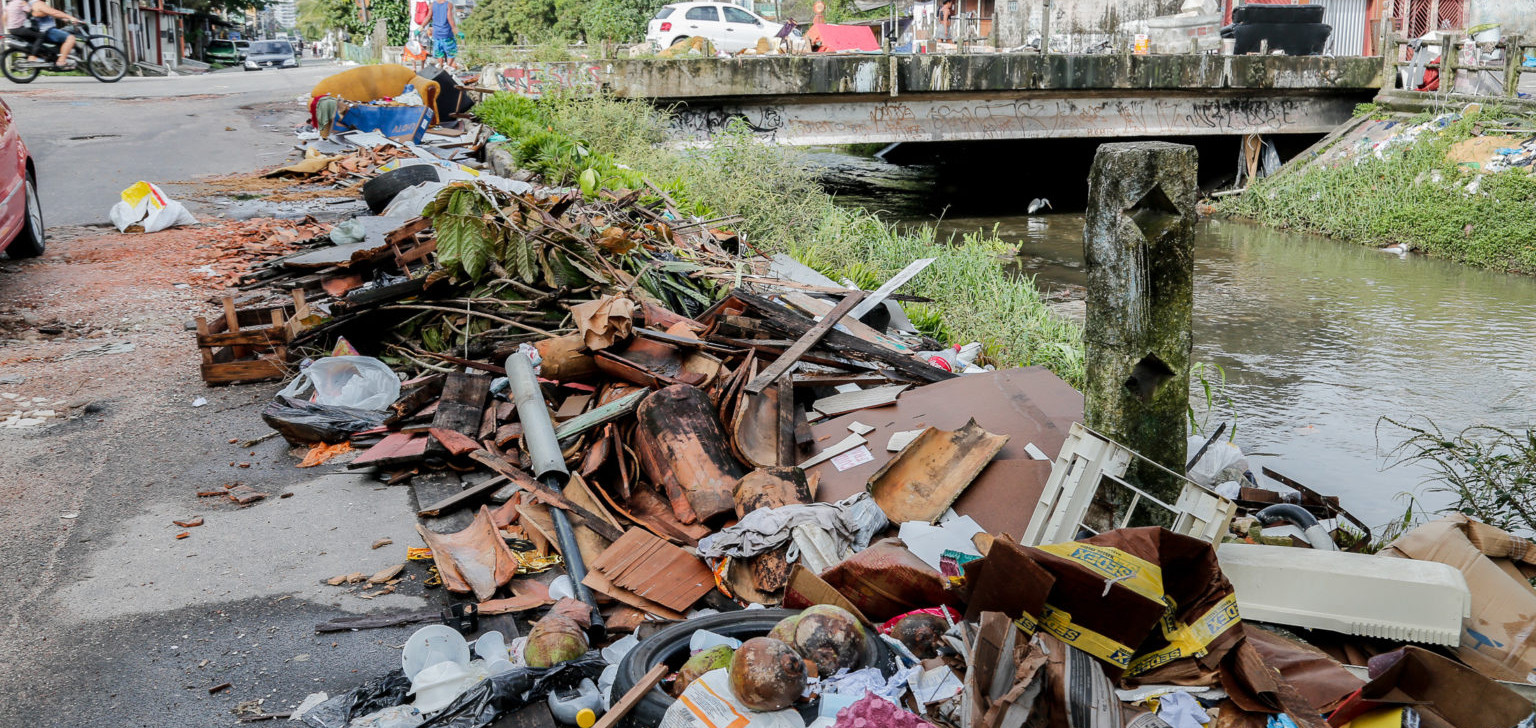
[0,63,455,726]
[4,62,340,227]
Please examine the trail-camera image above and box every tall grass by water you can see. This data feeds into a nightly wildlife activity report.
[476,92,1086,386]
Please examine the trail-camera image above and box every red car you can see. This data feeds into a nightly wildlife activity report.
[0,97,44,259]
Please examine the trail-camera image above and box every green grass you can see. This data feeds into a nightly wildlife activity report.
[476,91,1086,386]
[1219,108,1536,274]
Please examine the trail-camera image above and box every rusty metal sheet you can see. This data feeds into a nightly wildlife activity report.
[806,367,1082,538]
[415,505,520,601]
[866,419,1008,524]
[635,384,744,524]
[733,467,812,518]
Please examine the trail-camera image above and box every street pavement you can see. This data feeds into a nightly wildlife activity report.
[5,62,340,226]
[0,61,448,726]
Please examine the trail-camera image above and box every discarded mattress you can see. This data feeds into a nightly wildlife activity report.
[1217,542,1471,646]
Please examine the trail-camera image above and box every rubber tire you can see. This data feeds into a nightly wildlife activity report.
[86,45,127,83]
[7,172,45,258]
[1,49,39,84]
[362,164,442,214]
[610,608,896,728]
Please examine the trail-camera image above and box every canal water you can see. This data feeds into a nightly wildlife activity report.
[810,150,1536,528]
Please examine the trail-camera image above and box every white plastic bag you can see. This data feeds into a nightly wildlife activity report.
[278,356,401,411]
[1185,435,1249,487]
[109,181,198,233]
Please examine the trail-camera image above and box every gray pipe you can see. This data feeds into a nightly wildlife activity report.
[1255,503,1338,551]
[506,352,568,487]
[505,353,606,638]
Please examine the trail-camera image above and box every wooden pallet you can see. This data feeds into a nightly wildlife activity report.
[196,293,308,385]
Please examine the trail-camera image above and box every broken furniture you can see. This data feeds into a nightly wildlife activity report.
[1022,422,1236,547]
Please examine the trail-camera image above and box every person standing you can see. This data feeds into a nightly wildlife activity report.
[429,0,458,70]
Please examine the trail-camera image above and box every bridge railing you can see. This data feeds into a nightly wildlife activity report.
[1384,31,1534,102]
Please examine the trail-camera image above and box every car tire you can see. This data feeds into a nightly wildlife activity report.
[610,608,896,728]
[362,164,443,214]
[8,172,46,258]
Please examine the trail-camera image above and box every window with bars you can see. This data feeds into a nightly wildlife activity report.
[1396,0,1465,37]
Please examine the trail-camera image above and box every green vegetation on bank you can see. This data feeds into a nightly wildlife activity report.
[475,92,1085,387]
[1219,108,1536,274]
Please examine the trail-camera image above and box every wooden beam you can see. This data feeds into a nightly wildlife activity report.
[592,664,669,728]
[468,450,625,542]
[743,290,866,394]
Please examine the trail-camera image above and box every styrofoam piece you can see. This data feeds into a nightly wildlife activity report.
[1217,542,1471,646]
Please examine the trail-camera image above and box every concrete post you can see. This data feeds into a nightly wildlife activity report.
[1083,142,1197,499]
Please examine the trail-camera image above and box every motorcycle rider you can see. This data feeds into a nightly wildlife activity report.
[28,0,79,68]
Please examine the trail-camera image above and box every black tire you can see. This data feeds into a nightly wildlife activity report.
[611,608,896,728]
[8,171,45,258]
[362,164,442,214]
[1,49,39,84]
[85,45,127,82]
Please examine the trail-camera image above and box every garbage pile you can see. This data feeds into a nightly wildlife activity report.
[204,68,1536,728]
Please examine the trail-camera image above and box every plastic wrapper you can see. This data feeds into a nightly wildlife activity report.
[419,652,607,728]
[278,356,401,410]
[262,395,389,444]
[300,669,413,728]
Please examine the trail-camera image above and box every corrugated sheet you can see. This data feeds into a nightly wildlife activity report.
[1318,0,1368,55]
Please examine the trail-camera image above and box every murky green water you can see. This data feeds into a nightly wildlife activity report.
[815,152,1536,528]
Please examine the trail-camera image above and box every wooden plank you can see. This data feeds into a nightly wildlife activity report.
[731,290,954,385]
[744,290,866,395]
[428,372,491,456]
[196,328,287,348]
[349,432,429,469]
[552,388,647,443]
[201,359,286,385]
[416,474,511,517]
[592,664,669,728]
[428,427,483,457]
[468,450,625,542]
[777,375,796,466]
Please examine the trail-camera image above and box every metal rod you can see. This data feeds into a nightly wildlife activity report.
[1186,421,1228,473]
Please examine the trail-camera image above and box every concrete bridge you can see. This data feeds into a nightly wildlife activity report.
[482,54,1385,146]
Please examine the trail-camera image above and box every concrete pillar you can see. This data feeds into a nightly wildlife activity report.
[1082,141,1197,500]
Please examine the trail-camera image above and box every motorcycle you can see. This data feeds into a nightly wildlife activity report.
[2,22,128,83]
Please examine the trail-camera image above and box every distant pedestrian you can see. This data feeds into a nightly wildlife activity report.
[937,0,954,40]
[429,0,459,70]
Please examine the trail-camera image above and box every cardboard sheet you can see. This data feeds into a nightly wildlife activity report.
[806,367,1082,538]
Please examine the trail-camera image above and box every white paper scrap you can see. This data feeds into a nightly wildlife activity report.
[831,445,875,472]
[886,428,927,452]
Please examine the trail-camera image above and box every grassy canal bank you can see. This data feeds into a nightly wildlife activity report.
[476,92,1086,387]
[1219,104,1536,275]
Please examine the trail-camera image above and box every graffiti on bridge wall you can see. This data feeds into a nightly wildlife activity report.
[486,63,607,98]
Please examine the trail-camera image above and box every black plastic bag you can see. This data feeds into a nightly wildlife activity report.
[300,669,413,728]
[262,395,389,445]
[420,652,608,728]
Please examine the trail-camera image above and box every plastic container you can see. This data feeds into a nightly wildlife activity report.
[1217,543,1471,646]
[402,625,471,681]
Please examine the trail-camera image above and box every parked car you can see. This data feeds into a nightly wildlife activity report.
[204,38,241,65]
[243,39,298,70]
[0,97,44,259]
[235,39,250,59]
[646,1,786,53]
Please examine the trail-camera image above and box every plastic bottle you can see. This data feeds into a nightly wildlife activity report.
[917,344,963,372]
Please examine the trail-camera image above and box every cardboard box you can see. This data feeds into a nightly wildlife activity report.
[1326,646,1531,728]
[1380,514,1536,683]
[336,103,433,143]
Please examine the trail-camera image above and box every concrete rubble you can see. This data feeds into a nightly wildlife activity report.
[144,64,1536,728]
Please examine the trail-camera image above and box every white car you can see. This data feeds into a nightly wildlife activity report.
[646,1,786,53]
